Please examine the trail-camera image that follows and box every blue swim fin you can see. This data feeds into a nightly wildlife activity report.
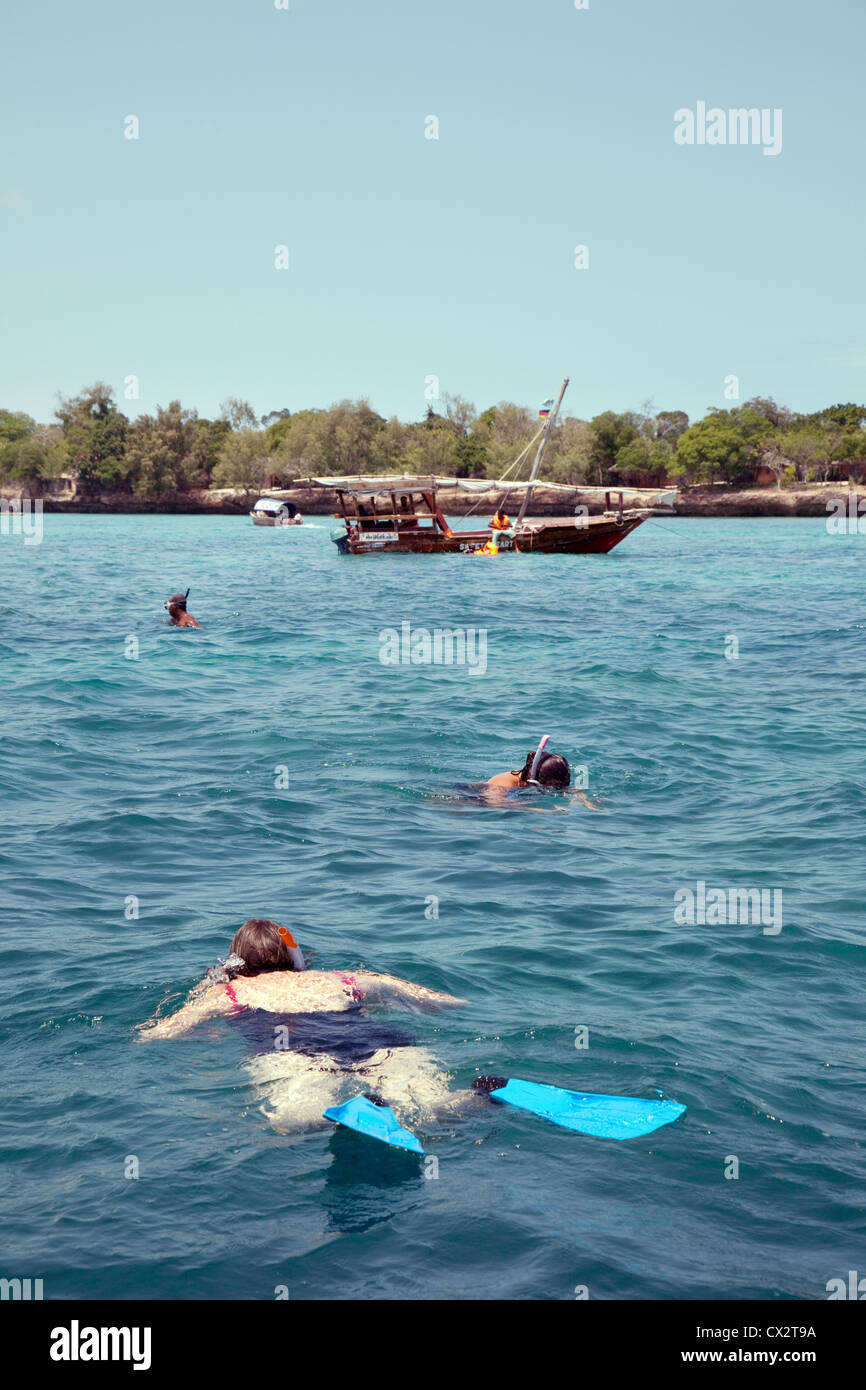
[478,1077,686,1140]
[323,1095,424,1154]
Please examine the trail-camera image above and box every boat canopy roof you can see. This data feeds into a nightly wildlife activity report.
[310,476,438,496]
[308,474,676,498]
[252,497,292,510]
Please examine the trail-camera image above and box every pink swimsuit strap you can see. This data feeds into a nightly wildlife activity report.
[224,981,248,1015]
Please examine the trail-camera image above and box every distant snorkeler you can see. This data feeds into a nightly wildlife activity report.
[137,918,468,1132]
[484,734,602,808]
[164,588,201,628]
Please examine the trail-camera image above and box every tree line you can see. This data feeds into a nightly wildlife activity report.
[1,385,865,497]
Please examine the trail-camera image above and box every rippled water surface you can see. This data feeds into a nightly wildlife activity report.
[1,513,863,1300]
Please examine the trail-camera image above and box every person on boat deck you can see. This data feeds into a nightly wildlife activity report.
[490,509,511,530]
[398,494,418,527]
[164,590,201,628]
[137,918,468,1131]
[485,743,600,808]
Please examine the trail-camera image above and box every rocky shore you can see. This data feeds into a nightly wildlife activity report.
[2,480,861,517]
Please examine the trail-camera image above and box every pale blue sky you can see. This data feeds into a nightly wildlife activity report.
[2,0,864,427]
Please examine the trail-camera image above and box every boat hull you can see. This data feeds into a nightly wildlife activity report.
[336,528,495,555]
[250,512,302,526]
[511,514,647,554]
[334,514,647,554]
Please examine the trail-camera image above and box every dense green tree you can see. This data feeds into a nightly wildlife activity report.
[269,409,328,480]
[440,393,475,437]
[587,411,641,484]
[0,419,66,482]
[653,410,689,444]
[543,416,592,484]
[7,384,865,499]
[211,428,273,492]
[471,402,537,478]
[612,434,674,484]
[803,402,866,433]
[125,401,215,497]
[320,398,385,474]
[0,409,36,448]
[741,396,793,430]
[454,434,489,477]
[673,406,773,485]
[55,383,128,491]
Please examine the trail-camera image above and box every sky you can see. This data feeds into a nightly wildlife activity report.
[1,0,865,428]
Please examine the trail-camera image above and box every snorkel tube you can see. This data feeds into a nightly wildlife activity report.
[527,734,550,785]
[164,587,191,613]
[277,926,307,972]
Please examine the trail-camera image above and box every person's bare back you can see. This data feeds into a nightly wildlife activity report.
[139,967,464,1040]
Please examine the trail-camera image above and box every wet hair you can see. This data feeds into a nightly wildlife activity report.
[535,752,570,788]
[229,919,299,974]
[517,750,571,788]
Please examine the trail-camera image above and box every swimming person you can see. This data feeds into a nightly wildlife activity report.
[484,735,601,808]
[137,918,468,1132]
[164,589,201,628]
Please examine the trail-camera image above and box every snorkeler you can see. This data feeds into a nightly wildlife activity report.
[138,918,467,1131]
[484,734,601,807]
[137,918,684,1152]
[164,589,201,628]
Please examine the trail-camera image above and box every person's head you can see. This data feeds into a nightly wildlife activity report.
[517,748,571,788]
[165,589,189,618]
[229,918,305,973]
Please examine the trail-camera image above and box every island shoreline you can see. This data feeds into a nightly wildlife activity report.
[3,481,862,518]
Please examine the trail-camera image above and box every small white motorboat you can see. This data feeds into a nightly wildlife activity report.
[250,497,303,526]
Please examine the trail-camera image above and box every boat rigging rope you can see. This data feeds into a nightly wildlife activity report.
[644,516,714,547]
[459,423,547,519]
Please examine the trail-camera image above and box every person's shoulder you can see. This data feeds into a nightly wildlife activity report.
[486,771,518,789]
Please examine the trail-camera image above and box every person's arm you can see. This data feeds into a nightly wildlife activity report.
[354,971,466,1008]
[572,790,605,810]
[136,983,231,1039]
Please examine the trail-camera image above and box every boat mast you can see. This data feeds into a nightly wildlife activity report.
[514,377,569,526]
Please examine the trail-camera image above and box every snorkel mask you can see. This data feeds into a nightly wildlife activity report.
[205,951,246,984]
[277,926,307,972]
[164,588,190,612]
[525,734,551,785]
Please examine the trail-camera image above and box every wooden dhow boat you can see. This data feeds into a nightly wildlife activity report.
[323,379,676,556]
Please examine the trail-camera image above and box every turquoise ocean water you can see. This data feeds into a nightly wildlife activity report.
[1,512,863,1301]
